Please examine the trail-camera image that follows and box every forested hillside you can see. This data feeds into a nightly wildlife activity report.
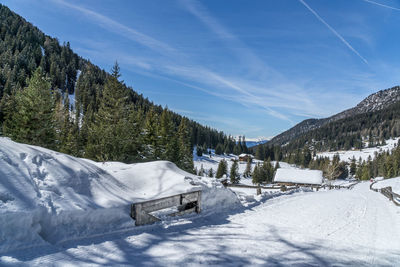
[0,4,241,172]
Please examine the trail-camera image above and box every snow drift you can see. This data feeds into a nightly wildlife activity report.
[0,137,239,252]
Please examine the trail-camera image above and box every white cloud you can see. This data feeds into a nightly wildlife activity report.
[299,0,369,65]
[51,0,175,54]
[363,0,400,11]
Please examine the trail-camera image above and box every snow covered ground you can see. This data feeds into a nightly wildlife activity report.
[193,149,293,182]
[317,137,400,163]
[2,139,400,266]
[0,138,238,253]
[372,177,400,194]
[2,182,399,266]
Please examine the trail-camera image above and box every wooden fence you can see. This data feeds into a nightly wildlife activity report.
[370,181,400,206]
[130,190,202,226]
[225,181,359,195]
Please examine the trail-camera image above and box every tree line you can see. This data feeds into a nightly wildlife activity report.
[0,4,235,172]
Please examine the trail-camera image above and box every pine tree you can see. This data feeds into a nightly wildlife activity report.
[159,108,175,161]
[230,160,240,184]
[85,62,137,162]
[208,167,214,177]
[243,157,252,178]
[143,107,160,160]
[177,117,194,172]
[216,159,228,178]
[252,163,261,184]
[350,157,357,177]
[3,67,56,148]
[198,164,205,176]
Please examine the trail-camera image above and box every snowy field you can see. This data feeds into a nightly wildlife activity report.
[1,182,400,266]
[2,138,400,266]
[193,150,293,183]
[317,137,400,163]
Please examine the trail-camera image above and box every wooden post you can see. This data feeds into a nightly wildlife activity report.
[280,185,287,192]
[256,184,262,195]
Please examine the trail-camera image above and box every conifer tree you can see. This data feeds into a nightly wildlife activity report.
[85,62,137,162]
[208,167,214,177]
[350,157,357,176]
[243,157,252,178]
[216,159,228,178]
[159,108,175,161]
[143,107,160,160]
[252,163,261,184]
[3,67,55,148]
[198,164,205,176]
[177,117,194,172]
[230,160,240,184]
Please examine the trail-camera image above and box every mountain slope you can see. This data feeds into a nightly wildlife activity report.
[0,4,227,154]
[268,86,400,147]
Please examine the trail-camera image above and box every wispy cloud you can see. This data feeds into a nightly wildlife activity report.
[363,0,400,11]
[299,0,369,65]
[51,0,175,54]
[54,0,353,125]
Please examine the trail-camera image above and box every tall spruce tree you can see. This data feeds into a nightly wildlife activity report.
[177,117,194,172]
[243,157,252,178]
[3,67,55,148]
[216,159,228,178]
[230,160,240,184]
[85,62,137,162]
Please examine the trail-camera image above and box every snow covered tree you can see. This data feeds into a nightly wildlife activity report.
[198,164,205,176]
[230,160,240,184]
[208,167,214,177]
[216,159,228,178]
[243,158,252,178]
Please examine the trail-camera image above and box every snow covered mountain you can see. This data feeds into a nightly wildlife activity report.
[268,85,400,146]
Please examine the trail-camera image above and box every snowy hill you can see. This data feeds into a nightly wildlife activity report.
[0,137,239,252]
[269,85,400,146]
[317,137,400,162]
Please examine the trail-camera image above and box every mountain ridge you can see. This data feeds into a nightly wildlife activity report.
[268,85,400,146]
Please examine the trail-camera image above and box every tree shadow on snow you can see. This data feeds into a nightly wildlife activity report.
[3,193,400,266]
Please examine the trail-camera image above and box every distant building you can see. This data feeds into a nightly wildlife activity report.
[238,154,254,162]
[274,168,323,186]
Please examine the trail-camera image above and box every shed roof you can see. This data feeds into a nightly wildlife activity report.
[274,168,323,185]
[238,154,254,158]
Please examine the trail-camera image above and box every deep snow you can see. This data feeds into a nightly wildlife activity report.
[2,139,400,266]
[2,182,400,266]
[274,168,323,185]
[0,137,238,253]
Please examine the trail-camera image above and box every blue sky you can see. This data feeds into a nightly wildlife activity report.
[2,0,400,139]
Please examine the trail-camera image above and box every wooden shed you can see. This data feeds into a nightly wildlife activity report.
[238,154,254,162]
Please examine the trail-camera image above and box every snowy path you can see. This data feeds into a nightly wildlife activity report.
[2,182,400,266]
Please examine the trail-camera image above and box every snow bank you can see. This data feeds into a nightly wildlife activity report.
[0,137,239,252]
[372,177,400,193]
[274,168,323,185]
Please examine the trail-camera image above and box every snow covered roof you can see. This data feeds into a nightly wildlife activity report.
[238,154,254,158]
[274,168,323,185]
